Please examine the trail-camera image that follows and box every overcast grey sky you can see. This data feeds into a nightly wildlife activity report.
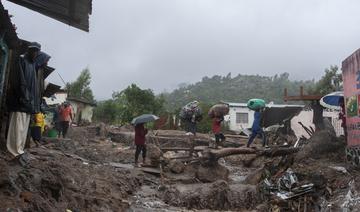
[3,0,360,99]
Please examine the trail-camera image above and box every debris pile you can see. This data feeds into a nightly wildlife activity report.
[0,124,358,211]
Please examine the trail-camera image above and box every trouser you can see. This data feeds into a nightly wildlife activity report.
[55,122,61,137]
[185,121,197,135]
[31,126,42,142]
[135,144,147,163]
[247,128,267,147]
[60,121,70,138]
[209,133,225,148]
[7,112,31,156]
[215,133,225,143]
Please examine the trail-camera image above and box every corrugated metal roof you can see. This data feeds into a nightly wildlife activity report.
[43,83,61,97]
[7,0,92,32]
[67,97,96,106]
[0,2,19,48]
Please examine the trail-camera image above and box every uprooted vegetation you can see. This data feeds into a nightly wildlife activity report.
[0,124,358,211]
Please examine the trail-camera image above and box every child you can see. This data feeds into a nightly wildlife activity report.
[31,112,45,145]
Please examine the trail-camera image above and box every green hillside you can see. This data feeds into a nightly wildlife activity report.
[162,72,315,111]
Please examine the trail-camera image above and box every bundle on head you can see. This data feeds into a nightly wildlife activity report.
[208,104,229,118]
[179,101,202,121]
[247,99,266,111]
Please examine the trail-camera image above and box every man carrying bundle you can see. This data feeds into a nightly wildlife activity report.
[246,99,268,148]
[180,101,202,135]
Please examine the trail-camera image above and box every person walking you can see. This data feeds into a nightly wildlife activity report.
[211,116,225,148]
[247,109,267,148]
[134,123,148,167]
[59,102,73,138]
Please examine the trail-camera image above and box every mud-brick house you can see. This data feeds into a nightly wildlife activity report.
[67,97,96,125]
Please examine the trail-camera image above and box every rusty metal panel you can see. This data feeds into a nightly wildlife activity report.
[7,0,92,32]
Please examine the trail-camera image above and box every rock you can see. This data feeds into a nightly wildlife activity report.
[147,144,162,166]
[196,163,229,183]
[243,167,264,185]
[227,184,260,209]
[162,180,260,210]
[169,160,185,174]
[20,191,33,202]
[96,122,107,138]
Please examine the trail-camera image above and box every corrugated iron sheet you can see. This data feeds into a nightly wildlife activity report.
[7,0,92,32]
[0,2,19,48]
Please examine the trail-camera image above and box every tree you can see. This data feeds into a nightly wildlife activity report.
[65,68,95,101]
[306,65,343,131]
[196,103,212,133]
[93,100,118,123]
[308,65,342,95]
[163,72,315,111]
[94,84,165,124]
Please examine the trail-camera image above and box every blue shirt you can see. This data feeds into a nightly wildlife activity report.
[252,111,261,131]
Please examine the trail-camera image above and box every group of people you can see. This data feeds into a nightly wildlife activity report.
[210,107,267,148]
[5,42,75,163]
[133,102,267,167]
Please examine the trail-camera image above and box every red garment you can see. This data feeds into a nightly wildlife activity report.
[212,118,222,134]
[59,106,72,122]
[135,124,148,145]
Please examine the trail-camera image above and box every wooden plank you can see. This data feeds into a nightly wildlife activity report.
[140,167,161,175]
[224,134,249,139]
[284,95,322,101]
[108,162,133,169]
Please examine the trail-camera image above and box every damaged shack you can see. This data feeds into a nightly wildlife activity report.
[0,0,93,144]
[226,102,343,140]
[67,97,96,125]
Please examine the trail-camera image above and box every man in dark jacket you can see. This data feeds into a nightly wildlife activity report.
[7,42,40,157]
[134,123,148,167]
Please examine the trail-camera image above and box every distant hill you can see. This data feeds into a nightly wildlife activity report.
[162,72,315,111]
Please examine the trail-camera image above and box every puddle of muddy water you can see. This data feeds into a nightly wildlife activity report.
[128,157,256,211]
[128,185,188,212]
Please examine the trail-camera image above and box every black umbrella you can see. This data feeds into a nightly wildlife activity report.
[131,114,159,125]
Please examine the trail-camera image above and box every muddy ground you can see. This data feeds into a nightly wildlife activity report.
[0,126,359,211]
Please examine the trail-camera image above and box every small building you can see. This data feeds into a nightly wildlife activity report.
[44,91,68,106]
[226,102,304,132]
[67,97,96,125]
[225,102,343,138]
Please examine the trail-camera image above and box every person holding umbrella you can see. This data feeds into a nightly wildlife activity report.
[134,123,148,167]
[131,114,159,167]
